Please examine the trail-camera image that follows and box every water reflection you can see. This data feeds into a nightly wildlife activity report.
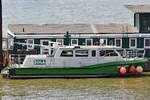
[0,73,150,100]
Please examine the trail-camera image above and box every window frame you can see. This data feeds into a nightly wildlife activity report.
[115,38,122,48]
[86,39,93,46]
[75,49,89,57]
[130,38,137,48]
[40,40,50,54]
[144,38,150,48]
[71,39,78,46]
[60,50,73,57]
[27,39,34,50]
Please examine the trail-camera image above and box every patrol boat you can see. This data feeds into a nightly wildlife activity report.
[1,42,148,78]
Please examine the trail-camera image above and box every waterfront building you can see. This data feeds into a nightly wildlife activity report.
[7,5,150,58]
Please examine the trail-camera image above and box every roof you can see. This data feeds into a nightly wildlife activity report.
[8,24,138,35]
[126,5,150,13]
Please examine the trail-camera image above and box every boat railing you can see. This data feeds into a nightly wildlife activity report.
[120,49,145,58]
[8,54,30,65]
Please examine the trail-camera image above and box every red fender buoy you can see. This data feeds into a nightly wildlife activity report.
[129,65,136,74]
[120,67,127,75]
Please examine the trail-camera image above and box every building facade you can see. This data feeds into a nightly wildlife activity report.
[7,5,150,58]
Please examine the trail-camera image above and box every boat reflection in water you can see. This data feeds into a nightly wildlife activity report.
[0,73,150,100]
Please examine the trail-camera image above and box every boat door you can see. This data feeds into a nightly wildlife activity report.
[40,40,51,54]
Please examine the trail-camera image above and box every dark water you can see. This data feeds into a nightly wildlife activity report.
[0,73,150,100]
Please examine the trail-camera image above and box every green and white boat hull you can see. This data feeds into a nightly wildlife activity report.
[2,58,148,78]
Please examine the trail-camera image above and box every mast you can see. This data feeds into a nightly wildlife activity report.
[0,0,2,69]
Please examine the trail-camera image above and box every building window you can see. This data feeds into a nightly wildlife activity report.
[56,39,63,45]
[86,39,93,46]
[145,38,150,47]
[71,39,78,46]
[130,38,136,48]
[116,38,121,47]
[141,15,150,32]
[27,39,34,50]
[100,39,107,46]
[40,40,50,54]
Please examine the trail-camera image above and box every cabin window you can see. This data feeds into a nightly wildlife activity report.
[27,39,34,50]
[145,38,150,47]
[91,50,96,57]
[116,38,121,47]
[75,50,88,57]
[130,38,136,48]
[86,39,92,46]
[61,50,73,57]
[56,39,63,45]
[99,50,118,56]
[71,39,78,46]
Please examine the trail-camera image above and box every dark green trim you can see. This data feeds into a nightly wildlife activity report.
[122,37,129,48]
[145,49,150,58]
[78,38,85,45]
[137,37,144,48]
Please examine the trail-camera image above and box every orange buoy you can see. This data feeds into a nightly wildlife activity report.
[120,67,127,75]
[129,65,136,74]
[136,66,143,73]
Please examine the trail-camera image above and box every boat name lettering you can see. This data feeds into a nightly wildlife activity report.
[34,59,46,65]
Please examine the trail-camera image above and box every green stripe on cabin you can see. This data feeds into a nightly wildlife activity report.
[122,37,129,48]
